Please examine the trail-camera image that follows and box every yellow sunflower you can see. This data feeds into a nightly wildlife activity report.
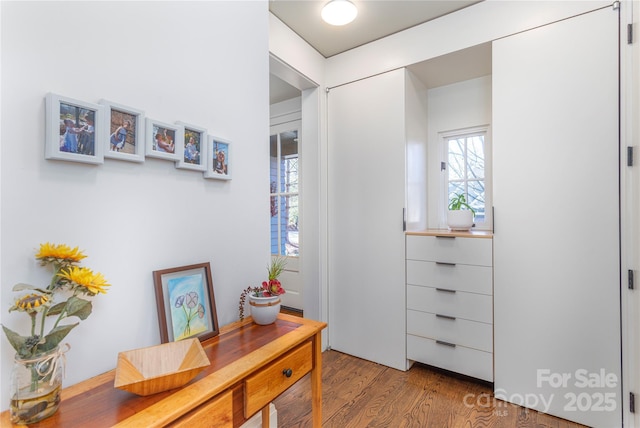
[36,242,87,264]
[11,293,50,312]
[58,266,110,295]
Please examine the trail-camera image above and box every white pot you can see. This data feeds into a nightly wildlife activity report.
[447,210,474,231]
[249,295,281,325]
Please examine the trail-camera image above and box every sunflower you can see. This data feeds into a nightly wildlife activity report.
[58,266,110,295]
[11,293,50,312]
[36,242,87,264]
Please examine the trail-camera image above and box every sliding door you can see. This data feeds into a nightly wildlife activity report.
[327,69,407,370]
[493,6,620,427]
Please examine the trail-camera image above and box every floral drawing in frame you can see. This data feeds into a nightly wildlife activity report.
[45,93,106,164]
[100,100,145,163]
[176,122,207,172]
[145,119,184,161]
[203,136,231,180]
[153,263,219,343]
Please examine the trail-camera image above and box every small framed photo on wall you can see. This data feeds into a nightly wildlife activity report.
[145,119,184,161]
[100,100,145,163]
[175,122,207,172]
[204,136,231,180]
[45,93,106,164]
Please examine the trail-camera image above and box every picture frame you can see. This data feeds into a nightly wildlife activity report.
[45,93,106,164]
[204,136,232,180]
[145,119,184,161]
[175,122,207,172]
[100,100,145,163]
[153,262,219,343]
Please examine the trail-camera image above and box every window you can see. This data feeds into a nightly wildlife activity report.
[442,127,490,228]
[270,127,299,257]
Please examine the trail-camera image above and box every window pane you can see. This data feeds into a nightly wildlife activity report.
[448,181,465,203]
[467,136,485,180]
[279,130,298,193]
[270,195,280,255]
[285,195,299,256]
[468,180,485,221]
[448,138,465,180]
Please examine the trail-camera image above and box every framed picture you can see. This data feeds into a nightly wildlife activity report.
[204,136,232,180]
[45,93,106,164]
[100,100,145,163]
[175,122,207,172]
[153,262,219,343]
[145,119,184,161]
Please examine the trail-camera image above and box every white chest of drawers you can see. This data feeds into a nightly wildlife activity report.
[406,231,493,382]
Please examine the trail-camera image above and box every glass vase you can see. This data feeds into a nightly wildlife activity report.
[9,344,68,425]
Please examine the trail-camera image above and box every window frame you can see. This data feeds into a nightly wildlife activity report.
[269,121,301,263]
[439,125,492,230]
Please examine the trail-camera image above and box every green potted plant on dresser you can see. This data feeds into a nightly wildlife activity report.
[447,193,476,231]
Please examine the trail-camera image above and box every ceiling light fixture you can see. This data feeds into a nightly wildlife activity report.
[321,0,358,26]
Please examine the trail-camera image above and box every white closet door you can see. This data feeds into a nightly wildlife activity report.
[493,7,620,427]
[327,69,407,370]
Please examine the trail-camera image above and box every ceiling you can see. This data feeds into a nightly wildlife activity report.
[269,0,488,105]
[269,0,481,58]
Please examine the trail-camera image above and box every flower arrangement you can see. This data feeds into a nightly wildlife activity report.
[238,256,287,321]
[2,243,110,359]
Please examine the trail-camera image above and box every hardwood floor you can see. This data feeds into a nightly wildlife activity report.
[274,350,587,428]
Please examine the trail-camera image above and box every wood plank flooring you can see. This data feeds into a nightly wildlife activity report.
[273,350,588,428]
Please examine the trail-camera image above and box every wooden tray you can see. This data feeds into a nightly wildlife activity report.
[114,338,210,396]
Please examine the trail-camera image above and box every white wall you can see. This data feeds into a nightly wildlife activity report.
[426,76,492,229]
[269,14,326,326]
[0,0,269,410]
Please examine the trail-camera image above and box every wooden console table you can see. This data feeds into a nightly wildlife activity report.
[0,314,327,427]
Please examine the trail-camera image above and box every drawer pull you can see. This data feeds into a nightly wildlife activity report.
[436,340,457,348]
[283,368,293,378]
[435,261,456,266]
[436,314,456,321]
[435,235,455,239]
[435,287,456,294]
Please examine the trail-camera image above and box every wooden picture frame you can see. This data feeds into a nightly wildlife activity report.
[175,122,207,172]
[204,136,231,180]
[45,93,106,164]
[153,262,219,343]
[145,119,184,161]
[100,100,145,163]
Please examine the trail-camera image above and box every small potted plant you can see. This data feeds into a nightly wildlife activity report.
[238,256,287,325]
[447,193,476,231]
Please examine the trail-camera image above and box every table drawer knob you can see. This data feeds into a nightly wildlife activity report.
[283,368,293,378]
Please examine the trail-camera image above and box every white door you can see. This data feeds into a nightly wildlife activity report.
[327,69,407,371]
[493,7,620,427]
[270,121,302,310]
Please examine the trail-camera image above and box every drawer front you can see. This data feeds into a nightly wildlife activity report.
[407,310,492,352]
[407,335,493,382]
[406,260,492,295]
[244,341,313,418]
[406,235,492,266]
[407,285,492,323]
[168,389,233,428]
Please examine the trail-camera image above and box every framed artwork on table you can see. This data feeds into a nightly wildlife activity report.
[204,136,231,180]
[145,119,184,161]
[153,262,219,343]
[45,93,106,164]
[175,122,207,172]
[100,100,145,163]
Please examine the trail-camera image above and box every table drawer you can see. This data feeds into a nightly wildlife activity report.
[407,285,492,323]
[244,341,312,417]
[168,389,233,428]
[407,309,492,352]
[406,235,492,266]
[406,260,492,295]
[407,335,493,382]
